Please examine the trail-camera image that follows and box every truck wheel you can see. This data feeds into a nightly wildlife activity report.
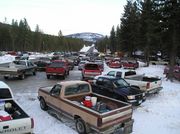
[4,76,8,80]
[19,74,25,80]
[62,74,66,80]
[47,75,50,79]
[40,98,48,111]
[75,118,88,134]
[33,71,36,75]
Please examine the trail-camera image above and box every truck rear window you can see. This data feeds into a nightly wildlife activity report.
[0,88,12,99]
[65,84,90,96]
[49,62,64,68]
[125,71,136,76]
[84,64,99,70]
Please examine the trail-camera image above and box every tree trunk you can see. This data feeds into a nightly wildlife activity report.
[167,26,178,81]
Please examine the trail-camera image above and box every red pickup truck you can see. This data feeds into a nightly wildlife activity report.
[82,63,102,80]
[46,60,69,79]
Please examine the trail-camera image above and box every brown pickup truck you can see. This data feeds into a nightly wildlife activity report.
[38,80,134,134]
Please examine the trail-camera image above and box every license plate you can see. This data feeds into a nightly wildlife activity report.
[139,100,142,104]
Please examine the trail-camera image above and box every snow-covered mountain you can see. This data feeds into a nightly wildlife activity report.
[66,32,104,42]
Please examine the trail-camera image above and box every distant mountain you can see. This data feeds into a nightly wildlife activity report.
[66,32,104,43]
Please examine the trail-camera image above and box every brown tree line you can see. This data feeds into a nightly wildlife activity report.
[0,18,84,52]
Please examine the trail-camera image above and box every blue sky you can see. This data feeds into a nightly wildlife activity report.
[0,0,127,36]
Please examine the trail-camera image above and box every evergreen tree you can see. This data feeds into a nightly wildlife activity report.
[110,26,116,54]
[119,0,140,56]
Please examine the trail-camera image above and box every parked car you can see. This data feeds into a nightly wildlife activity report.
[121,59,139,69]
[78,61,87,70]
[164,65,180,80]
[0,81,34,133]
[108,61,122,68]
[94,60,104,71]
[82,63,102,80]
[38,80,134,134]
[0,60,36,80]
[34,57,51,71]
[46,60,69,79]
[92,76,146,106]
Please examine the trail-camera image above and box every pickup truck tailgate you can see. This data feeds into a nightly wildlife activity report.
[0,118,33,134]
[98,105,133,133]
[46,67,65,73]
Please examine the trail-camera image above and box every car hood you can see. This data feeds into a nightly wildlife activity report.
[115,86,143,96]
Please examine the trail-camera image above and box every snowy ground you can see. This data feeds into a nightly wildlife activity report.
[0,54,180,134]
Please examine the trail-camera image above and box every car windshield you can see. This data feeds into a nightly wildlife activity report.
[113,79,129,88]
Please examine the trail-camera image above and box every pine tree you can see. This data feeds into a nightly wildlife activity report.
[110,26,116,54]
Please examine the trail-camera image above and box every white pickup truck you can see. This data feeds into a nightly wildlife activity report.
[0,81,34,134]
[98,69,163,95]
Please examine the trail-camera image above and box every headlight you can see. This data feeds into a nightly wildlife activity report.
[127,95,135,100]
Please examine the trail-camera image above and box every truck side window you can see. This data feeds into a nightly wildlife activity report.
[103,79,112,88]
[116,72,122,78]
[125,71,136,76]
[78,84,90,93]
[28,62,33,67]
[51,85,61,96]
[107,71,115,76]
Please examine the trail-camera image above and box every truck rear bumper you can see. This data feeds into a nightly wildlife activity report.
[46,73,64,76]
[146,87,163,95]
[95,119,134,134]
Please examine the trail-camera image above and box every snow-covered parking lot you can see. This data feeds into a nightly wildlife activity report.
[0,54,180,134]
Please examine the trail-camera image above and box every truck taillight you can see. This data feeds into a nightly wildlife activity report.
[146,82,150,89]
[97,117,102,127]
[31,118,34,128]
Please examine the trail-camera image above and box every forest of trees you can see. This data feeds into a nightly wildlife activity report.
[0,18,84,52]
[97,0,180,59]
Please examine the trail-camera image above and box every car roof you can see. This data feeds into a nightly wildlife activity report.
[97,75,118,80]
[57,80,89,86]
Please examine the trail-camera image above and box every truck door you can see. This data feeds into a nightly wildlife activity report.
[48,84,62,110]
[26,61,35,75]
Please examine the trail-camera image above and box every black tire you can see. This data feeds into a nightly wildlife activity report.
[4,76,8,80]
[33,71,36,75]
[67,71,69,75]
[62,74,66,80]
[19,74,25,80]
[40,98,48,111]
[75,118,88,134]
[47,75,50,79]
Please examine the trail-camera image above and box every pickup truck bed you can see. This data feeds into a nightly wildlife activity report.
[0,81,34,134]
[0,99,34,134]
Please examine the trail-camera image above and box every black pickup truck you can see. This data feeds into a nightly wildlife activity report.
[91,76,146,106]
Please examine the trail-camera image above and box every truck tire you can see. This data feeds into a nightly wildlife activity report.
[75,118,88,134]
[47,75,50,79]
[19,74,25,80]
[40,98,48,111]
[4,76,8,80]
[62,74,66,80]
[33,71,36,75]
